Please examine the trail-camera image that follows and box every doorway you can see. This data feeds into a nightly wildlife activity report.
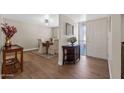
[79,23,86,56]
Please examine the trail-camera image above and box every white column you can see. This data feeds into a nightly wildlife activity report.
[58,17,63,65]
[108,15,121,79]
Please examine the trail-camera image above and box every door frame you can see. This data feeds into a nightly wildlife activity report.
[78,22,87,56]
[79,17,109,59]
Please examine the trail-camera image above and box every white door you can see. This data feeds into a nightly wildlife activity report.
[86,18,108,59]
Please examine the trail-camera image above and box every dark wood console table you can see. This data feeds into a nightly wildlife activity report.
[2,45,23,79]
[62,44,80,65]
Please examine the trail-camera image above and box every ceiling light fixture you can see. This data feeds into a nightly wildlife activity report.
[44,14,50,25]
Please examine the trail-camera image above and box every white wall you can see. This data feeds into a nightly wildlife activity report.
[1,14,59,28]
[3,18,52,50]
[0,17,2,55]
[51,27,59,39]
[108,15,121,79]
[121,15,124,42]
[0,16,4,61]
[58,15,79,65]
[0,16,4,79]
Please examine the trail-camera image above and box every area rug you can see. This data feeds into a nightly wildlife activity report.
[31,51,57,59]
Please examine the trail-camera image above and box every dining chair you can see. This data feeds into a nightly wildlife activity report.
[48,39,58,55]
[38,39,46,54]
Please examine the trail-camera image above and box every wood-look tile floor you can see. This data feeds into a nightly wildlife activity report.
[14,52,110,79]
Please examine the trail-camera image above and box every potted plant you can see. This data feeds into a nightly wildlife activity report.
[1,23,17,47]
[67,36,77,46]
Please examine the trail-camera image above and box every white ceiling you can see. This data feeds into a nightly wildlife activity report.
[66,14,87,22]
[66,14,110,22]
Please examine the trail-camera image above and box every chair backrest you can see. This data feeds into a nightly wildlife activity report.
[53,39,58,49]
[38,39,42,48]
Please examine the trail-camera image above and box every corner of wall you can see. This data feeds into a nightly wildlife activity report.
[58,61,63,65]
[108,60,112,79]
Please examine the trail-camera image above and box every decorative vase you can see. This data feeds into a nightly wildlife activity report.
[71,42,74,46]
[5,37,11,47]
[67,37,77,46]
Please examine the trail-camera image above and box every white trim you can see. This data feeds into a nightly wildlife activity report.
[108,60,112,79]
[58,61,63,65]
[24,48,38,52]
[107,16,112,79]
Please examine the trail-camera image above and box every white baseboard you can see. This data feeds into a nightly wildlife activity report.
[86,55,108,61]
[24,48,38,52]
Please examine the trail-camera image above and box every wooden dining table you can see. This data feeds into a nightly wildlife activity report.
[42,41,53,55]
